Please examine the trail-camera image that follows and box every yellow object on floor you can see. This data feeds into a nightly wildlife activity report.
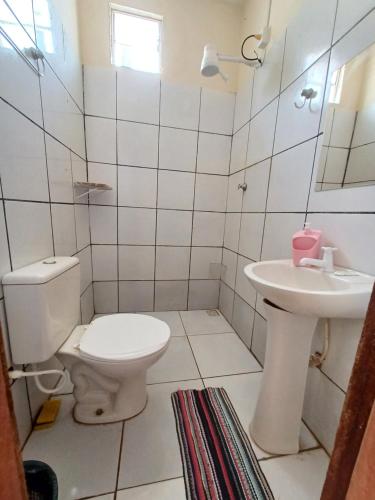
[34,399,61,430]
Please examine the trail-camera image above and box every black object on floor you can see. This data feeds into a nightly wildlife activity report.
[23,460,58,500]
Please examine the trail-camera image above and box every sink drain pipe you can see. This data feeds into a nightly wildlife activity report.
[309,318,330,368]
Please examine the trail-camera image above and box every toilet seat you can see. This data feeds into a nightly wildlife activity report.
[79,314,170,363]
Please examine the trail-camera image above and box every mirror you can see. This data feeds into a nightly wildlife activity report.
[315,42,375,191]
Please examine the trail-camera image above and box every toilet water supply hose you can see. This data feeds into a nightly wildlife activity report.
[9,365,69,394]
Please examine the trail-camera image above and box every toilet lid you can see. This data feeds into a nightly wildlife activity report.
[79,314,170,362]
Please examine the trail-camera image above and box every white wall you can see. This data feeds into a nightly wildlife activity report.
[220,0,375,454]
[0,0,93,446]
[77,0,243,92]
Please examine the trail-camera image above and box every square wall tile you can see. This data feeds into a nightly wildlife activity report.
[190,247,222,279]
[88,163,117,206]
[157,210,192,246]
[303,368,345,453]
[94,282,118,313]
[0,299,12,367]
[72,153,88,201]
[117,121,158,168]
[242,160,270,212]
[227,171,245,213]
[89,206,117,244]
[234,74,253,132]
[194,174,228,212]
[307,213,375,275]
[51,204,76,256]
[261,213,305,260]
[251,32,285,116]
[281,0,336,89]
[192,212,225,247]
[84,66,116,118]
[188,280,220,310]
[119,281,154,312]
[221,248,237,288]
[219,282,234,323]
[92,245,118,281]
[118,246,155,280]
[159,127,198,172]
[197,133,231,175]
[224,213,241,252]
[80,284,94,324]
[230,123,249,174]
[0,101,49,202]
[75,205,90,251]
[118,207,156,245]
[239,213,265,261]
[46,136,73,203]
[11,379,31,447]
[118,166,157,208]
[0,205,11,287]
[251,312,267,366]
[232,294,255,348]
[160,82,200,129]
[267,138,316,212]
[5,201,53,270]
[86,116,116,164]
[155,281,188,311]
[117,68,160,124]
[247,99,278,166]
[157,170,195,210]
[199,89,235,135]
[78,246,92,293]
[156,247,190,280]
[235,255,256,307]
[334,0,375,42]
[275,54,329,154]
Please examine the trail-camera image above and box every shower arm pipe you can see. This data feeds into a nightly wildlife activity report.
[218,53,258,67]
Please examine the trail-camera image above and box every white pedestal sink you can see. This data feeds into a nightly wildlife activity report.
[244,260,374,455]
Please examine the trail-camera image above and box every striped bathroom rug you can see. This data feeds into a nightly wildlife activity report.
[171,388,274,500]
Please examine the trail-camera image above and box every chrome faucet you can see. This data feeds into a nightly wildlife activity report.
[299,247,337,273]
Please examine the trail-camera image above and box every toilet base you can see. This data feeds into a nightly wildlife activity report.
[72,367,148,424]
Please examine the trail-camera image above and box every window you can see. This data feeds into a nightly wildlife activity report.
[111,4,162,73]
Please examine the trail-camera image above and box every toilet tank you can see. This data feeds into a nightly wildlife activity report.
[3,257,80,365]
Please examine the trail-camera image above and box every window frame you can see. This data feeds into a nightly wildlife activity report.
[110,3,163,73]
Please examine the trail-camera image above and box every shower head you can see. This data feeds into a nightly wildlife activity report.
[200,44,261,81]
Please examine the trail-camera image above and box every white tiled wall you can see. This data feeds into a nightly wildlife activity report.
[0,0,93,447]
[85,66,234,312]
[220,0,375,455]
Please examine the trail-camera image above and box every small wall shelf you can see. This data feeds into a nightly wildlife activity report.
[74,181,112,200]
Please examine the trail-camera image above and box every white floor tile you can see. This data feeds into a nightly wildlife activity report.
[141,311,186,337]
[147,337,200,384]
[260,449,329,500]
[118,380,203,489]
[179,310,234,335]
[189,333,261,377]
[204,373,318,459]
[23,396,123,500]
[117,478,186,499]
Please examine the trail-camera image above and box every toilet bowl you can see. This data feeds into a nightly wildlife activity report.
[58,314,170,424]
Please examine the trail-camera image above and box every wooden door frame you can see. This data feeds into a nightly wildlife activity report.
[0,326,27,499]
[321,284,375,499]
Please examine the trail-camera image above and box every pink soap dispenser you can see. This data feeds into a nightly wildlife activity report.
[292,222,322,266]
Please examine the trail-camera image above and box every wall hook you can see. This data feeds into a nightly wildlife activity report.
[238,183,247,191]
[294,88,317,111]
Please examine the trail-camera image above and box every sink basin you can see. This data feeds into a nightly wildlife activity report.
[243,259,374,455]
[244,259,374,318]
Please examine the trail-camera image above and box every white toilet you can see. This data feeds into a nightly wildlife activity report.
[3,257,170,424]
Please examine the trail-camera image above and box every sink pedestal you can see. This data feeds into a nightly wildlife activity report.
[250,300,318,455]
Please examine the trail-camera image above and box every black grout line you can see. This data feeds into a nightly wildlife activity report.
[113,421,125,499]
